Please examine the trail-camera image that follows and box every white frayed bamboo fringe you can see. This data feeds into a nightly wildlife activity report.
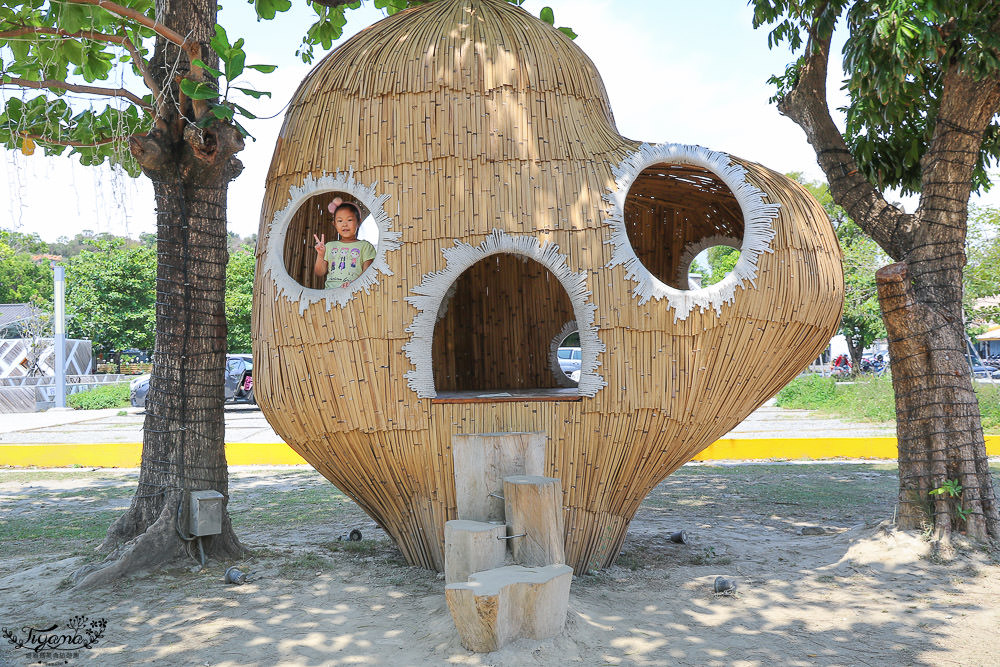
[603,143,780,320]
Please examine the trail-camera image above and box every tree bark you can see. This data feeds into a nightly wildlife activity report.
[876,263,997,541]
[776,23,1000,542]
[74,0,246,588]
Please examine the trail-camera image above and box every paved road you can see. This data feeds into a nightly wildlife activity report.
[0,399,896,445]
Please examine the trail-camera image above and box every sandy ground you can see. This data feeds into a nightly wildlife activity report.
[2,463,998,667]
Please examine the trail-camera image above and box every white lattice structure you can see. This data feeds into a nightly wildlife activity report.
[0,338,92,379]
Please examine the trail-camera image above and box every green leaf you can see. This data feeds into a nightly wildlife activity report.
[233,86,271,99]
[210,24,231,59]
[253,0,290,20]
[10,39,29,62]
[193,59,224,79]
[246,64,276,73]
[210,103,234,120]
[59,3,86,34]
[539,6,554,25]
[225,49,245,82]
[232,118,252,139]
[557,26,577,40]
[180,78,219,100]
[231,102,256,119]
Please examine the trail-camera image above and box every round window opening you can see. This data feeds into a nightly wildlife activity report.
[624,162,745,290]
[690,246,742,289]
[550,322,581,387]
[281,191,381,290]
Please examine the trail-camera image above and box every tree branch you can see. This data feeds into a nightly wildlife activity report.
[1,76,152,113]
[0,25,163,111]
[120,34,162,102]
[64,0,187,47]
[18,132,121,148]
[776,28,913,260]
[0,26,125,43]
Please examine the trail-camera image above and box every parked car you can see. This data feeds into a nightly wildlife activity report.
[557,347,582,375]
[130,354,255,408]
[971,363,999,379]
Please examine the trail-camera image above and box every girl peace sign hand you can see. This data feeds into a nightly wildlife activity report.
[313,233,326,254]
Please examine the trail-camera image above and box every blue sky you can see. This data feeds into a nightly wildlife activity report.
[1,0,996,242]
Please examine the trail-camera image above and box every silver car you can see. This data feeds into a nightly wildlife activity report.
[130,354,255,408]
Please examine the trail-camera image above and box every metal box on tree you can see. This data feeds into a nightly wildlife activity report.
[189,489,224,536]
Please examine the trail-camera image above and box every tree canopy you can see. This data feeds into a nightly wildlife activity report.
[756,0,1000,198]
[63,237,156,354]
[794,174,887,365]
[225,241,254,353]
[965,206,1000,325]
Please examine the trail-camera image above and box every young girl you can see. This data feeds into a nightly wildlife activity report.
[313,198,376,289]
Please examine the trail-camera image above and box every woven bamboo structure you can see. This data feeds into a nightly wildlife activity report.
[253,0,844,572]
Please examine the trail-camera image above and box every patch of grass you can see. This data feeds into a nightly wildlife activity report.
[615,549,645,571]
[776,375,896,422]
[976,383,1000,433]
[643,464,899,518]
[278,551,335,578]
[48,485,135,500]
[685,546,733,566]
[228,486,354,531]
[66,383,130,410]
[0,509,120,557]
[322,540,378,556]
[775,374,839,408]
[777,374,1000,433]
[0,469,118,483]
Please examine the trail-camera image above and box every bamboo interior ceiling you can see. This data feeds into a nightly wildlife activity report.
[624,163,744,289]
[252,0,845,574]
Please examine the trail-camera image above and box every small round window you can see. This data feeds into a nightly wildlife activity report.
[262,172,400,310]
[604,144,779,318]
[281,191,379,289]
[690,246,742,288]
[549,321,580,387]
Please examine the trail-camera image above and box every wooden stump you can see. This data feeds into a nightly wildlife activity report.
[444,520,507,584]
[445,564,573,652]
[503,475,565,567]
[452,432,545,522]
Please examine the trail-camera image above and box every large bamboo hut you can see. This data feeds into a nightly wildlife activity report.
[253,0,844,572]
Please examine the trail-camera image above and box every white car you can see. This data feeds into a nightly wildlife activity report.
[557,347,582,375]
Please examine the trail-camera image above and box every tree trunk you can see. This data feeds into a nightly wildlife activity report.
[877,262,999,542]
[73,0,246,588]
[843,330,863,375]
[773,27,1000,544]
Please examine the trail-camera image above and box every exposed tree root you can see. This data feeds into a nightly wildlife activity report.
[72,502,185,590]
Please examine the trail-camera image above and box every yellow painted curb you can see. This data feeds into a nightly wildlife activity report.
[692,437,903,461]
[0,437,997,468]
[0,443,307,468]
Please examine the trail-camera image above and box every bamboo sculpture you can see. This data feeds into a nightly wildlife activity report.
[253,0,844,572]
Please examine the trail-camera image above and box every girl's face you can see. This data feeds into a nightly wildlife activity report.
[334,208,360,240]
